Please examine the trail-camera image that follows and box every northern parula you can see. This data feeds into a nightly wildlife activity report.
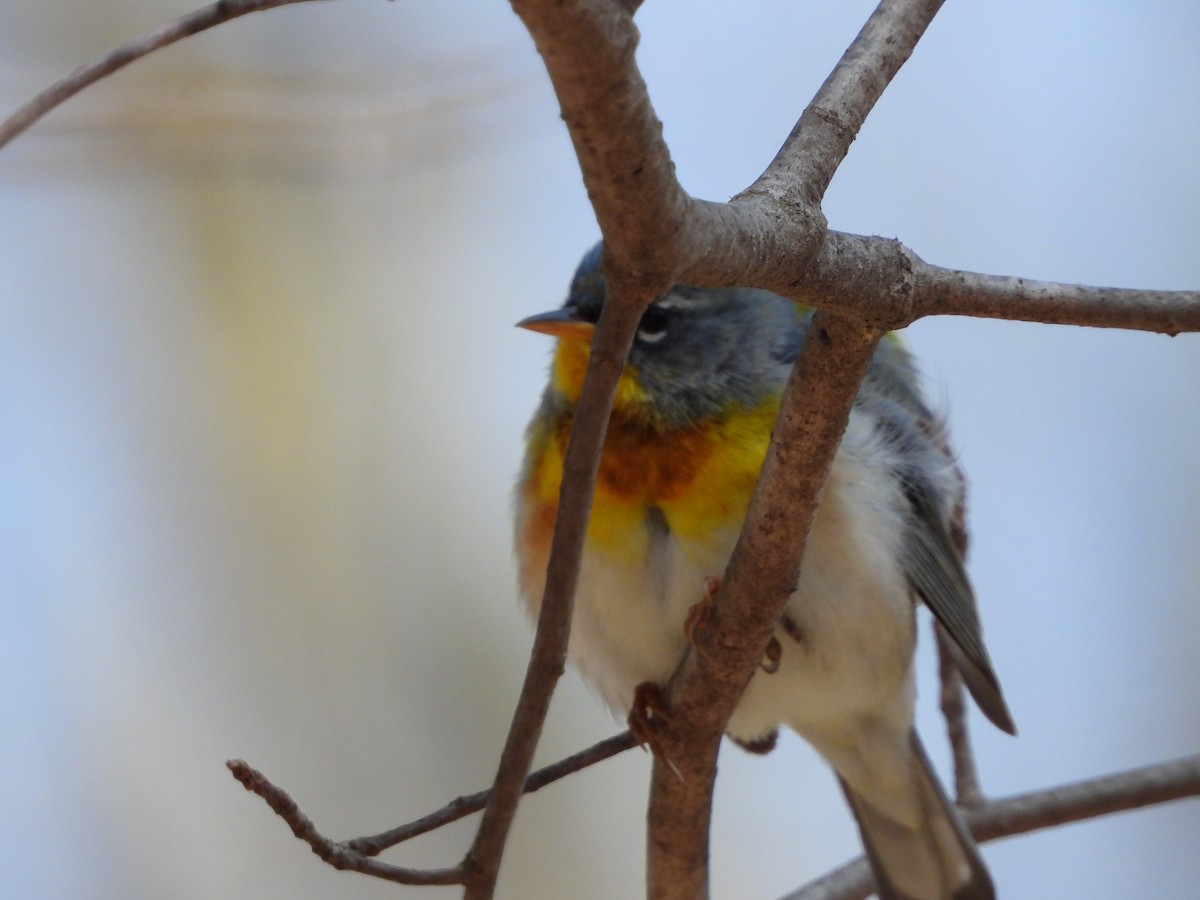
[514,242,1014,900]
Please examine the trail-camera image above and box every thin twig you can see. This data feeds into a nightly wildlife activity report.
[463,271,657,899]
[227,759,463,886]
[781,753,1200,900]
[227,731,637,880]
[970,752,1200,841]
[783,857,875,900]
[936,624,983,807]
[346,730,638,856]
[0,0,332,152]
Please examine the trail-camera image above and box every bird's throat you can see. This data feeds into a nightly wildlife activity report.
[550,336,648,415]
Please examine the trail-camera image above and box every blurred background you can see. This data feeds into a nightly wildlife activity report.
[1,1,1197,897]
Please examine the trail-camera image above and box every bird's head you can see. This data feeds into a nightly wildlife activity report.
[518,242,802,429]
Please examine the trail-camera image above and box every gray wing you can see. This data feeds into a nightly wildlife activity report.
[774,315,1015,734]
[901,482,1016,735]
[869,341,1017,736]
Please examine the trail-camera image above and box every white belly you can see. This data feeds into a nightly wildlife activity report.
[558,410,920,742]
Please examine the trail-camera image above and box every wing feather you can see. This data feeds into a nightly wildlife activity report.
[903,484,1016,735]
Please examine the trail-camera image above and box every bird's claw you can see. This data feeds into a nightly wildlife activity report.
[760,635,781,674]
[683,576,722,650]
[628,682,681,777]
[629,682,670,744]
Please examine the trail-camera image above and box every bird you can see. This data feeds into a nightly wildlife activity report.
[513,242,1015,900]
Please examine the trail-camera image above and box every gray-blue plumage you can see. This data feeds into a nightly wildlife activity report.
[557,242,1014,734]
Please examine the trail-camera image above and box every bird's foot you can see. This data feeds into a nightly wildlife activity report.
[683,576,722,650]
[759,635,782,674]
[628,682,677,772]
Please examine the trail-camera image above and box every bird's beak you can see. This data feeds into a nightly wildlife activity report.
[515,308,596,341]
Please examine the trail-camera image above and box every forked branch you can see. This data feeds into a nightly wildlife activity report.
[6,0,1197,897]
[227,731,639,886]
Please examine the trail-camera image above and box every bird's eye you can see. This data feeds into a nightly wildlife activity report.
[637,306,670,344]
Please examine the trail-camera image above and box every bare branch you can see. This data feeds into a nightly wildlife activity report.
[971,752,1200,841]
[936,625,984,807]
[637,0,949,290]
[506,0,693,277]
[346,731,638,856]
[647,313,885,900]
[464,273,654,898]
[742,0,947,209]
[783,753,1200,900]
[16,0,1187,894]
[226,759,464,886]
[911,255,1200,334]
[784,858,876,900]
[515,0,952,291]
[0,0,334,152]
[227,732,637,881]
[733,230,1200,334]
[506,0,1200,339]
[640,1,955,891]
[466,2,944,893]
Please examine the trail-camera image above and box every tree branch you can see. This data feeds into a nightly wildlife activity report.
[936,625,984,808]
[9,0,1194,895]
[227,759,464,886]
[971,752,1200,841]
[471,2,942,894]
[723,230,1200,334]
[783,753,1200,900]
[911,255,1200,334]
[645,312,884,899]
[463,272,654,898]
[348,730,638,856]
[228,747,1200,897]
[0,0,337,153]
[741,0,947,210]
[227,731,638,880]
[506,0,694,278]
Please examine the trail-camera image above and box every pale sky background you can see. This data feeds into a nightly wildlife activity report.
[1,1,1198,898]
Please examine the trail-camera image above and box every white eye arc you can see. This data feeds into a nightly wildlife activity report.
[637,327,668,344]
[636,305,671,343]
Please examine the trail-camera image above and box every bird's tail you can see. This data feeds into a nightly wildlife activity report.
[838,732,992,900]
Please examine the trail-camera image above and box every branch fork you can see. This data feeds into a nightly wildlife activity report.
[4,0,1198,897]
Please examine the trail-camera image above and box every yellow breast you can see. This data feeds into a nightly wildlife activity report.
[518,396,778,566]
